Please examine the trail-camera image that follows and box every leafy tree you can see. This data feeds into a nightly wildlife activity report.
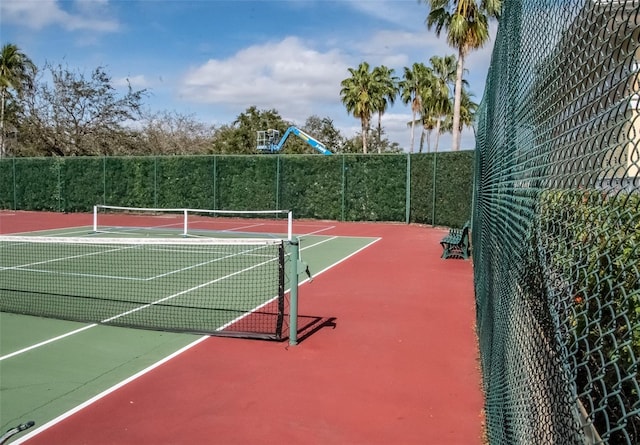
[372,65,399,153]
[340,62,377,154]
[19,63,147,156]
[211,106,287,154]
[399,62,431,153]
[0,43,35,157]
[343,128,402,154]
[209,124,242,154]
[303,115,345,154]
[422,0,501,151]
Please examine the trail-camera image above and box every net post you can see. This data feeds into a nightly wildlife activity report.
[288,237,299,346]
[93,205,98,232]
[287,211,293,241]
[183,209,188,237]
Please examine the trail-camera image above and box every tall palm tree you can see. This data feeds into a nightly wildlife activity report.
[422,0,501,151]
[340,62,376,154]
[371,65,399,153]
[399,62,431,153]
[0,43,35,157]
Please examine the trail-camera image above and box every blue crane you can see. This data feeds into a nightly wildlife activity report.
[257,127,332,155]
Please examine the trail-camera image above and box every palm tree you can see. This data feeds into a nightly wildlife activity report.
[0,43,35,157]
[458,88,478,131]
[340,62,376,154]
[399,62,431,153]
[442,85,477,135]
[371,65,399,153]
[422,0,501,151]
[428,55,456,152]
[418,114,436,153]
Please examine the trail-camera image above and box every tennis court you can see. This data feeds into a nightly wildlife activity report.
[0,210,481,444]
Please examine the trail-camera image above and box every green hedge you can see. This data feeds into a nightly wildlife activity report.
[280,156,343,220]
[0,152,474,227]
[537,189,640,440]
[157,156,217,209]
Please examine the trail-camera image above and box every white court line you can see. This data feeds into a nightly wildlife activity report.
[10,335,210,445]
[299,225,336,237]
[6,235,381,444]
[101,253,279,323]
[145,247,260,280]
[0,324,98,362]
[215,223,267,232]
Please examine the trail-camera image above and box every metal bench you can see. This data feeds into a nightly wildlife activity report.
[440,221,470,259]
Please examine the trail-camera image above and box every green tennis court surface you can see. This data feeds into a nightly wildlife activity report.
[1,226,379,435]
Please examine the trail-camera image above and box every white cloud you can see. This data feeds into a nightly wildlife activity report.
[179,36,349,118]
[0,0,119,32]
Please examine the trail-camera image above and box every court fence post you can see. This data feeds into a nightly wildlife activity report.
[288,237,299,346]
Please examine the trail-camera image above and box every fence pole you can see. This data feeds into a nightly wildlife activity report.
[431,152,437,226]
[12,158,17,210]
[213,156,217,210]
[154,156,158,208]
[341,155,346,221]
[102,157,106,205]
[276,155,281,210]
[405,153,411,223]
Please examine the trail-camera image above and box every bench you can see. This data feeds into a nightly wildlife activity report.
[440,221,470,259]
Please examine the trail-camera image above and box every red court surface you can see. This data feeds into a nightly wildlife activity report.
[1,211,483,444]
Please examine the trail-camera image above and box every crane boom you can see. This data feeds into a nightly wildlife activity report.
[257,127,332,155]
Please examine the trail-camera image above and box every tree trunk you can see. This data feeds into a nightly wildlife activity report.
[361,118,368,154]
[409,109,416,153]
[452,49,465,151]
[0,89,5,158]
[377,112,382,154]
[434,119,442,153]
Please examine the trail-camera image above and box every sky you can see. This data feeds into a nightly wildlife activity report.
[0,0,499,152]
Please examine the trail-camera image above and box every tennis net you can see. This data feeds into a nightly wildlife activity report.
[93,205,293,240]
[0,235,297,341]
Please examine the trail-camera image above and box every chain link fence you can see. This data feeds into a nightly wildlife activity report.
[474,1,639,443]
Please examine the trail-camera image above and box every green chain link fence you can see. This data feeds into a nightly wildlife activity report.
[0,152,473,228]
[474,1,639,444]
